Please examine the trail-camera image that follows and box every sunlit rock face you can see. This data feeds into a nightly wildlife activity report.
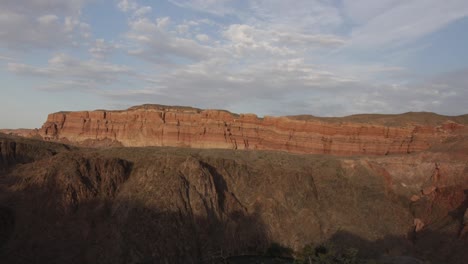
[40,104,467,155]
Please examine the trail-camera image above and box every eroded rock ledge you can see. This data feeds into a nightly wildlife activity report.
[39,104,467,155]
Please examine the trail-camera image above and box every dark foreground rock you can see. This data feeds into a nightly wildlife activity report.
[0,133,467,263]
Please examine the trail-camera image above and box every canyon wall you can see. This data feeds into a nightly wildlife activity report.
[1,133,467,263]
[40,104,467,155]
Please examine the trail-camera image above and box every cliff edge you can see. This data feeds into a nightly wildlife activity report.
[39,104,468,155]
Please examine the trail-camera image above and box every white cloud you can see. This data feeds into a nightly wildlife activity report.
[134,6,152,17]
[2,0,466,120]
[176,24,190,34]
[117,0,138,12]
[248,0,342,33]
[117,0,152,20]
[89,39,119,59]
[0,0,90,50]
[223,24,295,57]
[110,1,468,117]
[171,0,343,34]
[124,17,222,64]
[37,14,59,25]
[169,0,234,16]
[102,56,361,113]
[156,17,170,28]
[0,55,14,61]
[0,0,86,15]
[342,0,404,24]
[8,53,135,91]
[222,24,344,58]
[343,0,468,48]
[105,71,467,117]
[196,34,210,42]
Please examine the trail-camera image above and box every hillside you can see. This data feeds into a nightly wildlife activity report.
[0,132,467,263]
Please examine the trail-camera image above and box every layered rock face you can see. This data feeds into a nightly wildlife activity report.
[40,104,467,155]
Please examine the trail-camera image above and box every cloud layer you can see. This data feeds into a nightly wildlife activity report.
[1,0,467,128]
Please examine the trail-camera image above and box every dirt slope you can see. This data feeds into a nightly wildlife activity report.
[0,133,467,263]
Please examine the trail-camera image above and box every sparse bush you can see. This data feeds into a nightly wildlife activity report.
[265,242,294,258]
[295,242,379,264]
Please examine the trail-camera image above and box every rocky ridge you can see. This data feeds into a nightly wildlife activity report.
[0,132,467,263]
[39,104,468,155]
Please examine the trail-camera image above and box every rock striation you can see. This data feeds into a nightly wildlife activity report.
[40,104,467,155]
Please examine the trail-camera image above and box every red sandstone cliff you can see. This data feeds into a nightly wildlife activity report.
[39,104,468,155]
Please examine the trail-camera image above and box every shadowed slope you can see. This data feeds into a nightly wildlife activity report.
[0,134,467,263]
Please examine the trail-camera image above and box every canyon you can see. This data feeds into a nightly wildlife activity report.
[0,105,467,263]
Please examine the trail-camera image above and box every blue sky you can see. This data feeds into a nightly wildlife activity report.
[1,0,468,128]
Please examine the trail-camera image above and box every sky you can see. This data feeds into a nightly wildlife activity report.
[1,0,468,128]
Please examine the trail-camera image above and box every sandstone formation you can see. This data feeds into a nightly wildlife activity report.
[1,106,468,263]
[39,104,468,155]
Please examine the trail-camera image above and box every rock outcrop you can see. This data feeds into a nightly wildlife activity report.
[0,134,71,170]
[0,133,467,263]
[39,104,468,155]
